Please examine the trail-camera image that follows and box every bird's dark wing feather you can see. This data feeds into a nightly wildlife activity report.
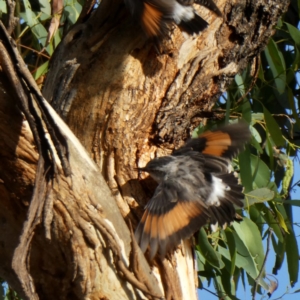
[194,0,222,16]
[135,180,210,259]
[173,122,251,160]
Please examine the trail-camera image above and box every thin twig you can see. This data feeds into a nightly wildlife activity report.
[18,44,51,59]
[252,228,273,300]
[5,0,17,34]
[235,55,261,106]
[200,286,219,297]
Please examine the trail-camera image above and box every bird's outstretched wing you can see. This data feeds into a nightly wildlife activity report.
[174,122,251,160]
[135,179,210,259]
[135,122,251,259]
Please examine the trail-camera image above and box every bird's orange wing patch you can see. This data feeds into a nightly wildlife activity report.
[200,131,231,156]
[138,201,206,258]
[141,2,163,37]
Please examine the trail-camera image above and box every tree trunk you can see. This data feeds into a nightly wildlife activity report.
[0,0,288,299]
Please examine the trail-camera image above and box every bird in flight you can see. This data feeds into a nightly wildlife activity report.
[135,122,251,259]
[125,0,222,37]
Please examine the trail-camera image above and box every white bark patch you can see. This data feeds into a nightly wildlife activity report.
[104,219,129,267]
[175,240,198,300]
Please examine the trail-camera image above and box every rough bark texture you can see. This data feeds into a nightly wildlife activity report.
[0,63,161,299]
[0,0,289,299]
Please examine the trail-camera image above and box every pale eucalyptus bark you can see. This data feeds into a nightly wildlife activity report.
[0,0,288,299]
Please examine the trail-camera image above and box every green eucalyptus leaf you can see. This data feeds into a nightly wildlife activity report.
[39,0,51,15]
[287,87,300,129]
[232,219,265,270]
[286,22,300,49]
[0,0,7,13]
[239,145,252,193]
[33,61,49,80]
[250,125,262,143]
[264,38,286,94]
[272,235,285,275]
[224,229,237,276]
[235,74,246,95]
[245,188,275,206]
[274,200,300,206]
[251,113,264,122]
[256,203,284,243]
[285,228,299,286]
[250,155,271,188]
[213,274,233,300]
[232,219,269,290]
[263,107,285,146]
[197,228,223,269]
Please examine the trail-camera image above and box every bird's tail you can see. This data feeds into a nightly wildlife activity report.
[194,0,222,17]
[178,13,208,35]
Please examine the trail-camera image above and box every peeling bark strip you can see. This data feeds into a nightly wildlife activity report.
[0,0,289,299]
[0,36,53,300]
[0,22,70,177]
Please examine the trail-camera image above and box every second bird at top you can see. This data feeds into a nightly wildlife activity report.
[125,0,222,37]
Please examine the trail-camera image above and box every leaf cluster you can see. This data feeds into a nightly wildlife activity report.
[0,0,83,80]
[196,1,300,298]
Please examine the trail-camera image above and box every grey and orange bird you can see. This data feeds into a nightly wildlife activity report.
[135,122,251,259]
[124,0,222,37]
